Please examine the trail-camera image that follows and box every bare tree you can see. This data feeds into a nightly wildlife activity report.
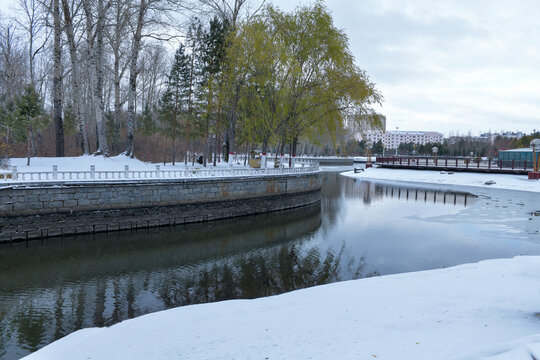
[61,0,90,154]
[198,0,265,26]
[16,0,50,86]
[124,0,183,157]
[83,0,110,155]
[105,0,131,146]
[52,0,64,156]
[0,20,26,101]
[124,0,147,157]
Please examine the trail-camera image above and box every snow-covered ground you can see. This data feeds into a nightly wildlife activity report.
[343,167,540,193]
[4,155,255,172]
[0,155,316,183]
[23,256,540,360]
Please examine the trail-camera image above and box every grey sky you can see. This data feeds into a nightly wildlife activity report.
[272,0,540,136]
[2,0,538,136]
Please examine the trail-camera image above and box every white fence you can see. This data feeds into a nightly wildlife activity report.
[0,161,319,183]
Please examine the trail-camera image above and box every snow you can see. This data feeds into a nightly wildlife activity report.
[23,256,540,360]
[0,155,317,183]
[5,155,250,172]
[342,167,540,193]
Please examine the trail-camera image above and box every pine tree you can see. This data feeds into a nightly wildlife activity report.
[199,17,230,166]
[185,20,204,165]
[16,85,46,165]
[160,45,190,165]
[139,104,157,161]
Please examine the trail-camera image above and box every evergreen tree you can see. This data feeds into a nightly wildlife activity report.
[160,44,191,165]
[15,85,46,165]
[185,20,205,165]
[199,17,230,165]
[372,140,384,155]
[138,104,157,162]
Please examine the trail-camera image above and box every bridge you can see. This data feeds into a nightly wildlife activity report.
[375,156,534,175]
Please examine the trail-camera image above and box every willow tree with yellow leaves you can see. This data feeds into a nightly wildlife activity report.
[221,1,382,164]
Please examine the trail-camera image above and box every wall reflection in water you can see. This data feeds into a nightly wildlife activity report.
[346,180,475,207]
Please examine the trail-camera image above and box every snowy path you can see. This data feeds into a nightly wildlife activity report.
[23,256,540,360]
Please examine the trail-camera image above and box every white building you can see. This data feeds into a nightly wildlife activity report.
[362,130,444,149]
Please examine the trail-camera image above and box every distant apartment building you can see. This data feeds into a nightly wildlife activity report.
[362,130,444,149]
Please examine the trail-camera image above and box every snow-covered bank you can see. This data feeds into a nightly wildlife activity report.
[4,155,313,172]
[1,155,317,183]
[342,167,540,193]
[5,155,250,172]
[24,256,540,360]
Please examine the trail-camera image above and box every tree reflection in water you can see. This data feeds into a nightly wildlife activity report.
[1,201,361,359]
[158,244,376,307]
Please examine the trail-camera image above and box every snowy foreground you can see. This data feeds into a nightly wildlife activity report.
[24,256,540,360]
[343,167,540,193]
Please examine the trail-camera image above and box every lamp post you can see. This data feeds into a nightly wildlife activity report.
[530,139,540,179]
[432,146,438,165]
[366,140,373,168]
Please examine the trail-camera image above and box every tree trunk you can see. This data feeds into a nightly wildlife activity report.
[53,0,64,157]
[27,123,31,166]
[291,136,298,167]
[95,0,108,155]
[29,127,37,156]
[261,138,268,168]
[61,0,90,154]
[226,84,241,162]
[85,0,109,156]
[125,0,147,157]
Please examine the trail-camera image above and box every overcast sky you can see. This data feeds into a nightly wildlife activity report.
[272,0,540,136]
[2,0,538,136]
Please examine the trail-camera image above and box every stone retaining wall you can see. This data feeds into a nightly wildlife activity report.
[0,172,321,242]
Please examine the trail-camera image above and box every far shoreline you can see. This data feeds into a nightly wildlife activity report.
[341,168,540,195]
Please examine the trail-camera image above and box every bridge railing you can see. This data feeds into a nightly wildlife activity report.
[1,160,319,183]
[375,156,534,171]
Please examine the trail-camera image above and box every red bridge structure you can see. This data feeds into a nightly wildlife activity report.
[375,156,533,175]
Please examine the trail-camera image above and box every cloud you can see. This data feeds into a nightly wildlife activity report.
[272,0,540,135]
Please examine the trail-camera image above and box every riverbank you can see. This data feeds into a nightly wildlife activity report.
[0,155,322,242]
[23,256,540,360]
[342,167,540,193]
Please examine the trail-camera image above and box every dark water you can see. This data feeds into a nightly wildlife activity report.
[1,170,539,359]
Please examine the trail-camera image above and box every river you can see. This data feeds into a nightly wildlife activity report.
[1,169,539,359]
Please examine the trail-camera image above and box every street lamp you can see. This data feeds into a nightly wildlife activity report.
[432,146,438,164]
[366,140,373,166]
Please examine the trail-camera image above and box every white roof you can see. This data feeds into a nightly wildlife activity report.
[499,148,532,152]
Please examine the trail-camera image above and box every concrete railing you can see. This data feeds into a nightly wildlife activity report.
[2,160,319,183]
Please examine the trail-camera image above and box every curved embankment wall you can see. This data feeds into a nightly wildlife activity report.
[0,172,321,242]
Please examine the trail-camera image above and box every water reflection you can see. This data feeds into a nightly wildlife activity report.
[1,171,539,360]
[2,203,363,359]
[346,180,475,206]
